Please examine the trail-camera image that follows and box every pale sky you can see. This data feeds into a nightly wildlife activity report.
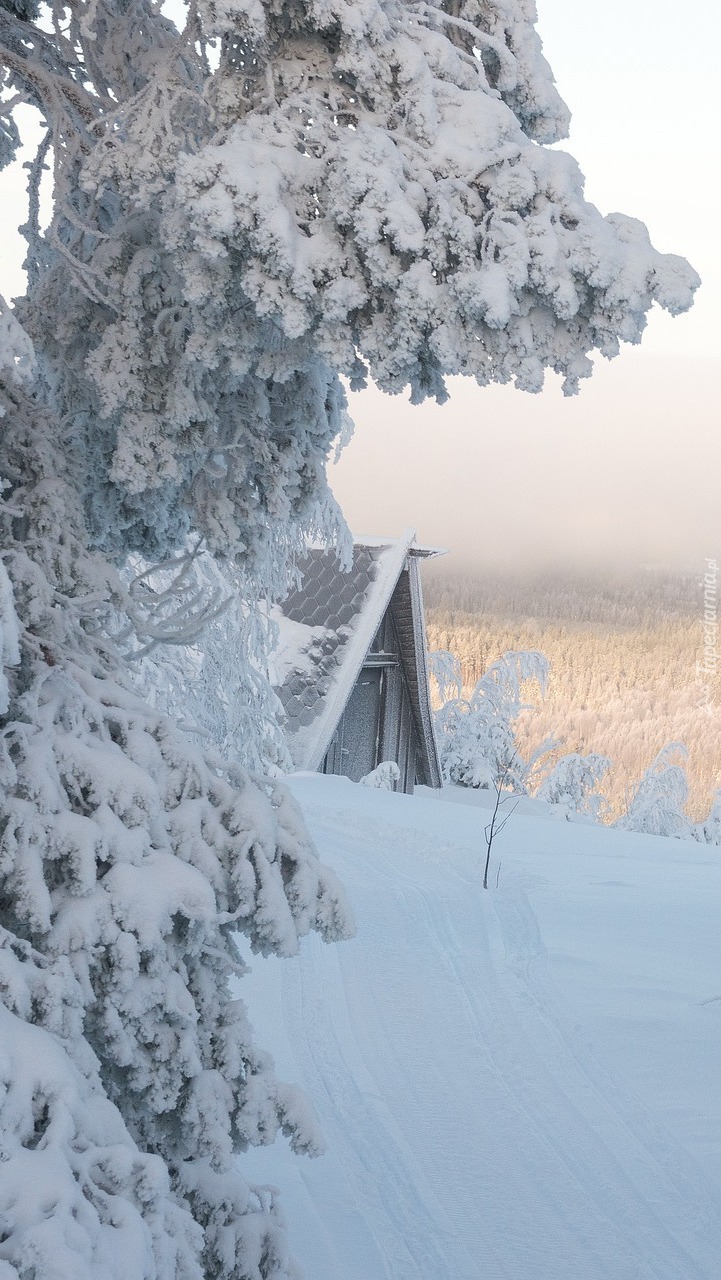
[331,0,721,572]
[1,3,718,572]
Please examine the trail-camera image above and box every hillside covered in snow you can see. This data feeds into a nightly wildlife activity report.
[424,565,721,820]
[242,775,721,1280]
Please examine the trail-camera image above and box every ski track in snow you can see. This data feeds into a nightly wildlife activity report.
[243,783,721,1279]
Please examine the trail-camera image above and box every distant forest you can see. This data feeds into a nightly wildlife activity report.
[422,564,721,819]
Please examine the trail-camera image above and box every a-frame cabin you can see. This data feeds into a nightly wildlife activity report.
[272,531,442,793]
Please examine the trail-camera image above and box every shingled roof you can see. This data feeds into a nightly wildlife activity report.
[271,530,442,787]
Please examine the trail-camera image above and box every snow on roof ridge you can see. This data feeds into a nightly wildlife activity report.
[352,530,446,559]
[298,529,444,559]
[350,528,416,550]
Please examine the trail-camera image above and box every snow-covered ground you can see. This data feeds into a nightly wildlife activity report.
[242,775,721,1280]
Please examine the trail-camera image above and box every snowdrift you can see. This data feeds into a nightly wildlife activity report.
[242,774,721,1280]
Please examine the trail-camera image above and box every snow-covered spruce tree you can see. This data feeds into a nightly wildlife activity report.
[616,743,693,840]
[535,751,610,822]
[0,319,350,1276]
[0,1,698,1275]
[431,648,553,791]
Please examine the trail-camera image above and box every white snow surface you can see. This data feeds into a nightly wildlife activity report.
[268,609,331,687]
[242,774,721,1280]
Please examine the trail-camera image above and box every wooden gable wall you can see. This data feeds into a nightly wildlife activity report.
[320,574,426,793]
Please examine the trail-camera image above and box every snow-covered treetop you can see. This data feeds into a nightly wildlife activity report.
[1,0,699,566]
[617,742,693,840]
[431,647,552,791]
[536,750,610,821]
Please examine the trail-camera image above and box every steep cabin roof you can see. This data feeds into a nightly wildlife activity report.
[271,531,442,788]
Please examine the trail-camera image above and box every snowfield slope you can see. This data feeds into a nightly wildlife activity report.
[241,776,721,1280]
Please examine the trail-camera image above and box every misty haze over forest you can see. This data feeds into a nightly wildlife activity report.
[329,353,720,578]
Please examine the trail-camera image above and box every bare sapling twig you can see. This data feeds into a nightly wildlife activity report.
[483,759,519,889]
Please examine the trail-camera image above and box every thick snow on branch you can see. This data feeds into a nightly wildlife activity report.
[0,297,34,397]
[173,0,698,408]
[0,1000,203,1280]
